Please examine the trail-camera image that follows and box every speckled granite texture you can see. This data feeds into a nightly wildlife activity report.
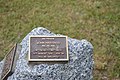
[0,27,94,80]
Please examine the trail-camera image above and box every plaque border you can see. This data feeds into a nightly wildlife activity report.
[29,36,69,62]
[1,44,17,80]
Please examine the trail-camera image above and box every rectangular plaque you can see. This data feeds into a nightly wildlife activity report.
[1,44,21,80]
[29,36,69,62]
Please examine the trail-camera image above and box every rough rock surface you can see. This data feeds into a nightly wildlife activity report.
[0,27,93,80]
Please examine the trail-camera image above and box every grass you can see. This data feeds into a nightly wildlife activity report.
[0,0,120,79]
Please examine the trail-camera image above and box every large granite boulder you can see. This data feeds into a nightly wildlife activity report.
[0,27,93,80]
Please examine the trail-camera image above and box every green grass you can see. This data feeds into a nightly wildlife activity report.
[0,0,120,79]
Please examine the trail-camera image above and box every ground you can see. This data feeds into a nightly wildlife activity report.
[0,0,120,79]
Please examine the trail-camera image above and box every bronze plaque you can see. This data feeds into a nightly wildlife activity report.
[29,36,69,62]
[1,44,21,80]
